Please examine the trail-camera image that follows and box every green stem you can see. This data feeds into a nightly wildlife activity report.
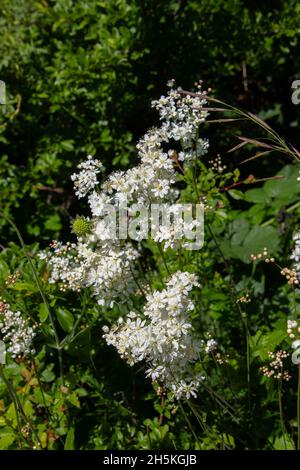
[278,379,287,449]
[0,365,42,448]
[157,242,171,276]
[242,311,251,409]
[261,201,300,228]
[178,400,199,443]
[0,366,23,448]
[206,222,251,394]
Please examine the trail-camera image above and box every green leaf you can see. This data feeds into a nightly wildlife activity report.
[250,320,287,361]
[34,388,52,406]
[64,427,75,450]
[41,365,56,383]
[44,214,62,232]
[272,434,295,450]
[230,218,249,245]
[10,281,38,293]
[264,165,298,199]
[61,140,74,151]
[244,188,268,204]
[0,429,15,450]
[56,308,74,333]
[228,189,245,200]
[0,259,10,283]
[39,303,49,322]
[222,222,280,264]
[238,226,279,263]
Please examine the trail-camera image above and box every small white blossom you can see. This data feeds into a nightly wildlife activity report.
[71,155,103,198]
[0,300,36,358]
[205,338,218,354]
[103,271,203,400]
[40,240,139,306]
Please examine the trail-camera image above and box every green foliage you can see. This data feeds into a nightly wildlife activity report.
[0,152,299,449]
[1,0,300,451]
[1,0,300,241]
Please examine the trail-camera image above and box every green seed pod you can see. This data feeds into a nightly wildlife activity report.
[71,217,91,237]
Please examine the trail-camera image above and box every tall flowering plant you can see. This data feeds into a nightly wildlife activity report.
[0,81,300,450]
[38,82,218,400]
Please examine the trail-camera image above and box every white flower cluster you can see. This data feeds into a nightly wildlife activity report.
[287,319,300,366]
[149,203,203,250]
[100,131,178,206]
[103,272,205,400]
[152,81,208,148]
[41,151,140,305]
[92,81,209,208]
[208,154,227,174]
[0,300,36,358]
[205,338,218,354]
[71,155,103,199]
[291,232,300,281]
[42,82,209,304]
[41,240,139,306]
[40,241,85,292]
[287,319,300,339]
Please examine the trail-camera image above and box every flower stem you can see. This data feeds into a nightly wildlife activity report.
[278,379,287,449]
[0,365,42,448]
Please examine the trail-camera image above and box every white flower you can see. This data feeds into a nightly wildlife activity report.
[151,85,208,148]
[171,375,205,400]
[291,231,300,280]
[103,271,203,400]
[205,338,218,354]
[71,155,103,198]
[88,192,112,217]
[40,240,139,306]
[41,81,210,322]
[0,302,36,358]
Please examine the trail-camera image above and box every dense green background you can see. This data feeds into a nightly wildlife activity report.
[1,0,300,242]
